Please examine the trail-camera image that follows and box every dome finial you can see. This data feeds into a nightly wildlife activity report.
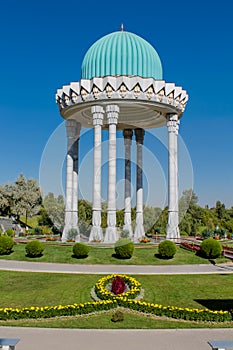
[121,23,124,31]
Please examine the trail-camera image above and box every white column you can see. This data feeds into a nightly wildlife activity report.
[134,128,145,242]
[166,114,180,241]
[123,129,133,238]
[104,104,119,243]
[62,119,80,242]
[72,123,81,242]
[89,106,104,242]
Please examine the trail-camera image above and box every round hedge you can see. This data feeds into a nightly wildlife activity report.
[73,243,90,258]
[114,238,134,259]
[25,240,44,258]
[0,235,14,255]
[200,238,222,259]
[158,240,177,259]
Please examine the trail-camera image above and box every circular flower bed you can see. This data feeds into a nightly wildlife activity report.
[94,274,142,301]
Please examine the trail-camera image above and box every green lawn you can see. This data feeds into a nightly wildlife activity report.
[0,242,229,265]
[1,311,232,329]
[0,271,232,328]
[0,243,232,328]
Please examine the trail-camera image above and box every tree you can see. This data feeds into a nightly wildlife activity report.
[12,174,42,225]
[0,174,42,224]
[143,206,162,233]
[0,183,12,216]
[215,200,226,219]
[116,209,124,227]
[154,206,168,233]
[42,192,65,227]
[179,189,198,220]
[78,199,92,236]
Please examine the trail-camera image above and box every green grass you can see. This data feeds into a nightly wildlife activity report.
[0,243,229,265]
[1,311,232,329]
[0,271,232,310]
[20,216,41,228]
[0,270,232,328]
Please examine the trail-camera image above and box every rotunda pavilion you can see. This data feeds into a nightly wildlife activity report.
[56,28,188,243]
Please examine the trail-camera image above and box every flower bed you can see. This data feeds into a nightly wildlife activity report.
[140,237,151,243]
[116,299,232,323]
[0,274,232,323]
[180,241,200,252]
[0,300,116,320]
[94,274,141,301]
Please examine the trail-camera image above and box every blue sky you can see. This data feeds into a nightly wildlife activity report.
[0,0,232,208]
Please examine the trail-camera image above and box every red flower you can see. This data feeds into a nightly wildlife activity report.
[111,276,126,295]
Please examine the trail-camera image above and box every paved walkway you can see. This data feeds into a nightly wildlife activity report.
[1,327,233,350]
[0,259,233,274]
[0,260,232,350]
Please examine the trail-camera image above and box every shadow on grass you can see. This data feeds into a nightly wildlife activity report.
[0,250,14,256]
[195,299,233,311]
[112,253,132,260]
[25,254,43,258]
[71,254,88,259]
[154,253,173,260]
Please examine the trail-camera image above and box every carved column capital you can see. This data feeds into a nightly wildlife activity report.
[135,128,145,144]
[106,104,119,124]
[66,119,81,139]
[166,114,179,135]
[123,129,133,145]
[91,105,104,126]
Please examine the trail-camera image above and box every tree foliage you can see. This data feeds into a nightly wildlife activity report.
[1,176,232,238]
[41,192,65,228]
[0,174,42,224]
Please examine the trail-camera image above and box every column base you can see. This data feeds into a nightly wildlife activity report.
[166,211,180,242]
[62,225,80,242]
[134,224,145,243]
[134,213,145,243]
[104,227,118,243]
[123,223,133,239]
[89,226,103,242]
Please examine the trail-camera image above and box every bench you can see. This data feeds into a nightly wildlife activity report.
[0,338,20,350]
[208,341,233,350]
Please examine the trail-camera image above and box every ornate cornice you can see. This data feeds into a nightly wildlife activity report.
[56,76,188,116]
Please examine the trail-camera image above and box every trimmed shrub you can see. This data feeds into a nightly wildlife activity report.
[0,236,14,255]
[5,229,14,237]
[25,240,44,257]
[200,238,222,259]
[114,238,134,259]
[73,243,90,258]
[111,310,124,322]
[158,240,177,259]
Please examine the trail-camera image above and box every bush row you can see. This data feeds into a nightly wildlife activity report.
[0,236,223,261]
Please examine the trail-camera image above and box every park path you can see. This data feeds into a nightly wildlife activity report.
[0,260,232,350]
[1,327,233,350]
[0,258,232,274]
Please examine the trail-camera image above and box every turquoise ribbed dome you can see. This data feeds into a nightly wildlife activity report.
[81,31,162,80]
